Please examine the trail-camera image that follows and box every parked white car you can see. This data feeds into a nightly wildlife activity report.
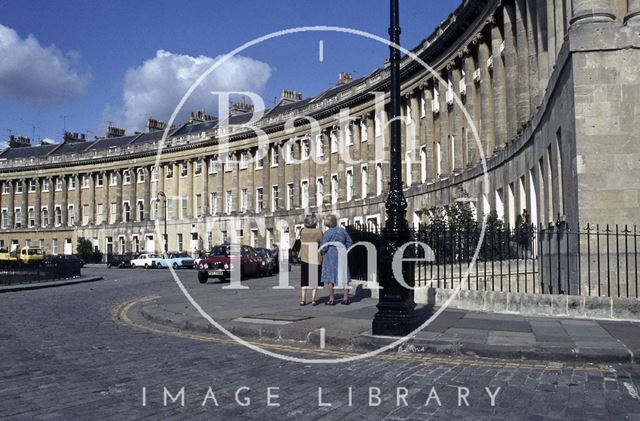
[130,253,161,269]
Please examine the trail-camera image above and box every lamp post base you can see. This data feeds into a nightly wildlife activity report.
[372,300,419,337]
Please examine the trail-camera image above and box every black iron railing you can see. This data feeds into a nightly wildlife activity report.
[0,257,82,286]
[539,224,640,298]
[345,222,640,298]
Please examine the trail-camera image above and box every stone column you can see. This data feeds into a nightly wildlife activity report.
[293,140,301,208]
[503,2,519,140]
[352,120,362,199]
[536,0,550,90]
[366,111,376,194]
[102,172,109,225]
[115,170,122,223]
[277,144,285,210]
[260,150,269,212]
[21,179,28,227]
[173,162,180,220]
[547,0,557,65]
[422,83,436,181]
[321,132,331,206]
[555,0,566,54]
[246,150,254,213]
[515,0,532,126]
[187,160,194,218]
[478,35,496,157]
[143,167,151,221]
[462,54,479,165]
[308,136,317,207]
[61,176,68,226]
[409,93,423,181]
[438,75,451,176]
[217,156,225,213]
[337,127,346,202]
[7,181,14,228]
[450,66,464,171]
[400,99,409,186]
[201,158,209,216]
[626,0,640,22]
[158,165,165,221]
[73,174,81,226]
[526,1,541,107]
[89,173,96,225]
[34,178,41,227]
[382,110,392,189]
[571,0,616,24]
[47,178,54,227]
[491,20,508,150]
[232,152,241,214]
[129,168,137,221]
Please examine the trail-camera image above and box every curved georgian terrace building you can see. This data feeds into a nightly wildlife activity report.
[0,0,638,263]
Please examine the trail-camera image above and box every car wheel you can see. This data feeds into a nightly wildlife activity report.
[131,263,136,269]
[144,263,149,269]
[173,262,178,269]
[198,272,208,284]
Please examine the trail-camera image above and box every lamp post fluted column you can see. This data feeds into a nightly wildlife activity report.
[372,0,418,336]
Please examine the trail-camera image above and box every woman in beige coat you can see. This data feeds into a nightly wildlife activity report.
[298,215,323,306]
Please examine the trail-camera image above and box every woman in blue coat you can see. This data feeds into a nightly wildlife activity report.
[320,214,353,305]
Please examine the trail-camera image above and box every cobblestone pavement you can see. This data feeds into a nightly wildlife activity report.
[2,266,640,420]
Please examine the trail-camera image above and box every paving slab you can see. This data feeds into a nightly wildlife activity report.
[133,269,640,364]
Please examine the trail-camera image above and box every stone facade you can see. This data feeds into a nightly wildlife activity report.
[0,0,638,279]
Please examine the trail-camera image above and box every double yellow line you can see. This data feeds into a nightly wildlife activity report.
[113,296,614,372]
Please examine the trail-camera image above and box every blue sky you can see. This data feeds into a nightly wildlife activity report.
[0,0,460,144]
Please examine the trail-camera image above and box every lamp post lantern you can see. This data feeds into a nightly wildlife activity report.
[157,191,168,254]
[372,0,419,336]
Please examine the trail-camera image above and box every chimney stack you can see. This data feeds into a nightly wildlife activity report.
[337,72,353,85]
[8,135,31,148]
[106,126,126,138]
[63,131,87,143]
[280,89,302,104]
[230,96,254,116]
[190,109,215,123]
[146,118,167,132]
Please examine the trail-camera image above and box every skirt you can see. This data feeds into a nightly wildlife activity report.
[300,261,323,288]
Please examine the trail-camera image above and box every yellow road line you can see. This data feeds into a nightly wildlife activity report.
[113,296,615,372]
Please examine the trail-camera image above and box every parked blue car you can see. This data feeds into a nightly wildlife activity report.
[156,252,195,269]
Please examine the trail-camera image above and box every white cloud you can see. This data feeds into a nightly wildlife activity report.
[0,24,91,106]
[111,50,272,131]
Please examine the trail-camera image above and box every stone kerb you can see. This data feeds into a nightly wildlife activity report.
[420,287,640,320]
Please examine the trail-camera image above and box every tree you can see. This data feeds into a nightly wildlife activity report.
[514,210,534,258]
[76,237,103,263]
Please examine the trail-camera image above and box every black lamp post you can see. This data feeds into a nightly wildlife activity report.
[157,191,168,254]
[372,0,418,336]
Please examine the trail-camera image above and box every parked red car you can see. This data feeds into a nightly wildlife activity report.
[197,244,261,283]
